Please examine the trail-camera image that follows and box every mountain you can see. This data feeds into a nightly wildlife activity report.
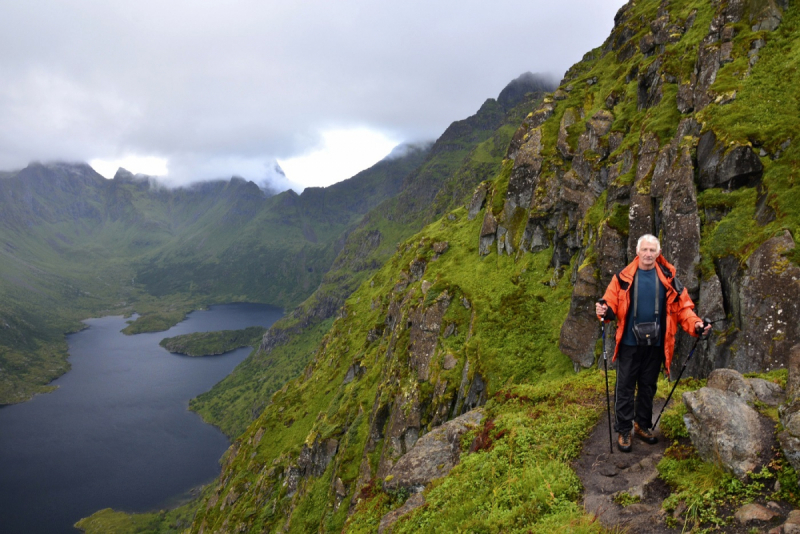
[189,73,556,438]
[0,145,429,403]
[80,0,799,532]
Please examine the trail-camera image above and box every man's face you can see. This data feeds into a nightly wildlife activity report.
[638,241,659,269]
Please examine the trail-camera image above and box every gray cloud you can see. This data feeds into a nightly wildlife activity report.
[0,0,624,186]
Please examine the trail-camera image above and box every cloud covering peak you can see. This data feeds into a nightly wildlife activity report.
[0,0,624,188]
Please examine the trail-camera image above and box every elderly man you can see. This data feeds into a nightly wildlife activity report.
[595,234,711,452]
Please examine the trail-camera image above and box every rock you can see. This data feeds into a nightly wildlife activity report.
[783,510,800,533]
[467,184,489,220]
[690,275,727,377]
[376,391,422,478]
[442,353,457,370]
[408,293,450,381]
[697,130,763,190]
[506,127,544,218]
[779,396,800,473]
[559,262,601,369]
[707,368,756,405]
[626,134,660,257]
[597,223,628,290]
[735,503,780,524]
[384,409,484,491]
[683,387,773,479]
[748,378,786,406]
[479,210,497,256]
[297,437,339,478]
[557,108,580,160]
[637,57,663,109]
[659,143,701,293]
[640,33,656,56]
[409,258,426,282]
[694,44,721,111]
[378,493,425,533]
[432,241,449,255]
[735,231,800,373]
[506,100,556,160]
[343,363,365,385]
[751,0,784,31]
[787,345,800,399]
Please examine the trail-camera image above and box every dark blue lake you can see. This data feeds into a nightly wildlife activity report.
[0,303,282,534]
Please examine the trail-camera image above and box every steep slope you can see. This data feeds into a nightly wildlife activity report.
[0,146,428,403]
[173,0,800,532]
[190,73,556,438]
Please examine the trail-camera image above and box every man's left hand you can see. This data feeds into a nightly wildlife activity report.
[695,321,712,336]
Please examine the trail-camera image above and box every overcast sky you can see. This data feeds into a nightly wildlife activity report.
[0,0,624,190]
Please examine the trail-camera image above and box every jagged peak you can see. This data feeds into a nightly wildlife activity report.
[497,72,558,110]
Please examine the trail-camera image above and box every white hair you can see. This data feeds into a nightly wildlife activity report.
[636,234,661,253]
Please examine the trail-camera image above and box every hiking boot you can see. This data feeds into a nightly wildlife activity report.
[634,422,658,444]
[617,431,632,453]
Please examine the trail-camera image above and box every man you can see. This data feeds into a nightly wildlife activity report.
[595,234,711,452]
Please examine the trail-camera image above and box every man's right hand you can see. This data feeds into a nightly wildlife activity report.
[595,302,608,318]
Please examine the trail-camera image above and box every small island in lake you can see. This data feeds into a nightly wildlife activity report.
[159,326,267,356]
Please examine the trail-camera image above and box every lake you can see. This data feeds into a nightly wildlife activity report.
[0,303,283,534]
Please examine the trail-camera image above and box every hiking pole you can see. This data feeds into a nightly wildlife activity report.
[652,317,718,429]
[598,299,613,454]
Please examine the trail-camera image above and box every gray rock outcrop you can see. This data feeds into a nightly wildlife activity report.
[683,374,774,479]
[383,409,484,492]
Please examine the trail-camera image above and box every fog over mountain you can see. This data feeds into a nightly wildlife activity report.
[0,0,623,188]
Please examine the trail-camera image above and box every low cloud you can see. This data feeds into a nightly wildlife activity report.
[0,0,624,185]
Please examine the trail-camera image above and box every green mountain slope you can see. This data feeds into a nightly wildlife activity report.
[189,74,555,438]
[113,0,800,532]
[0,145,429,404]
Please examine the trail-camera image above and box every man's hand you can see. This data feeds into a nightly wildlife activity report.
[596,302,608,318]
[695,321,712,336]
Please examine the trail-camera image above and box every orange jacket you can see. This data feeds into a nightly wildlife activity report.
[599,255,701,375]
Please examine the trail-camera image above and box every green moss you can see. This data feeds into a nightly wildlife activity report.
[607,203,630,236]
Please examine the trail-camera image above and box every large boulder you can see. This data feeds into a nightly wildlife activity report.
[383,409,484,492]
[683,386,773,479]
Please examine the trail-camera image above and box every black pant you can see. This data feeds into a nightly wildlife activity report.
[614,344,664,433]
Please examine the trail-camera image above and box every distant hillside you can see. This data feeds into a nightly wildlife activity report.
[0,145,429,403]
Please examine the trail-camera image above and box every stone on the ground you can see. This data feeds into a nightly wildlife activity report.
[383,409,483,491]
[748,377,786,406]
[378,493,425,534]
[782,510,800,533]
[735,503,779,524]
[707,368,756,404]
[683,387,773,479]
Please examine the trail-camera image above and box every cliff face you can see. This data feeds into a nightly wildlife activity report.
[186,0,799,532]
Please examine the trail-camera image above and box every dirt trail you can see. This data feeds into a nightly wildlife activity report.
[573,400,674,533]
